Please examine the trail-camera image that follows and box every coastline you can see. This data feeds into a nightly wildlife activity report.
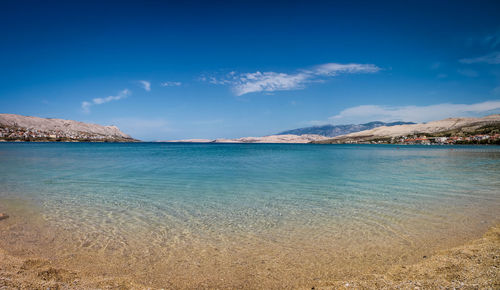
[3,140,498,145]
[0,139,140,143]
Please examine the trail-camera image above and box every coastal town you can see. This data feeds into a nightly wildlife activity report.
[395,134,500,145]
[338,134,500,145]
[313,118,500,145]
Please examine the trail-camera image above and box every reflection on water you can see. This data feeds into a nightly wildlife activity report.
[0,143,499,287]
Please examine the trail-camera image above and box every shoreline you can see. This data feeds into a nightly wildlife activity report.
[2,140,500,145]
[0,139,140,143]
[0,211,498,289]
[322,224,500,289]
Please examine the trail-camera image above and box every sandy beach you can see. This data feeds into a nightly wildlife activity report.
[0,205,498,289]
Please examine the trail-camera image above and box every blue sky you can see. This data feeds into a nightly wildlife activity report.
[1,0,500,140]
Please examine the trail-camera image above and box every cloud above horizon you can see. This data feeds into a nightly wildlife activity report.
[457,69,479,77]
[160,81,182,87]
[138,80,151,91]
[81,89,130,113]
[328,100,500,124]
[482,31,500,48]
[460,51,500,64]
[205,63,380,96]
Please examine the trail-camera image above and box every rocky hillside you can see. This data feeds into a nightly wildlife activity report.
[278,121,414,137]
[0,114,136,142]
[315,114,500,144]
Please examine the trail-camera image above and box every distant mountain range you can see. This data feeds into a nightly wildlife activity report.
[314,114,500,144]
[161,121,416,144]
[277,121,415,137]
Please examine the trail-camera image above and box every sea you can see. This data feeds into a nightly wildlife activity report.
[0,143,499,287]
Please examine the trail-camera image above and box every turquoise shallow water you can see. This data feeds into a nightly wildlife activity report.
[0,143,499,286]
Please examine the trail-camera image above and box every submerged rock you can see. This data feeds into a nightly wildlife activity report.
[0,213,9,220]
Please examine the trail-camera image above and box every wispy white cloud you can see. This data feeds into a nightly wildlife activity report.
[481,30,500,48]
[81,89,130,113]
[460,51,500,64]
[457,69,479,77]
[304,120,331,126]
[328,100,500,124]
[160,81,182,87]
[190,119,224,126]
[205,63,380,96]
[430,62,442,70]
[81,101,92,113]
[466,30,500,49]
[310,63,380,76]
[232,71,310,96]
[138,80,151,91]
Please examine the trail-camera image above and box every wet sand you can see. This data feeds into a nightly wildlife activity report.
[0,203,498,289]
[319,224,500,289]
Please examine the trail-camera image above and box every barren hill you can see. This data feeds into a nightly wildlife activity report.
[0,114,135,142]
[317,114,500,143]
